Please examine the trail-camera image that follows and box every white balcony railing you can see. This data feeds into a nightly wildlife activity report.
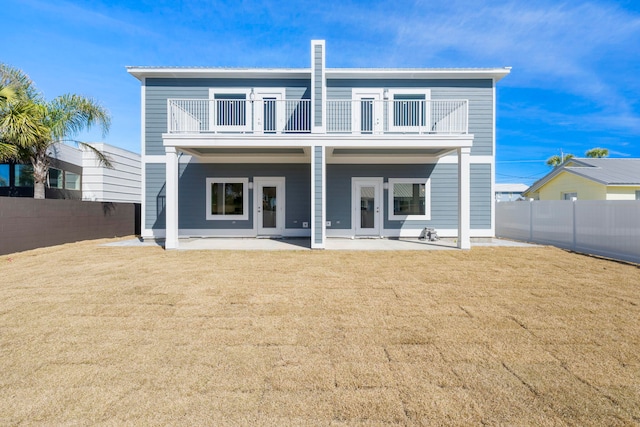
[168,99,468,135]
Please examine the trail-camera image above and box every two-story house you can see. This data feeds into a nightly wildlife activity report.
[127,40,510,249]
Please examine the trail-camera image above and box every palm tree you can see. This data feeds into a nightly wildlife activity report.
[585,147,609,158]
[546,153,574,167]
[0,63,111,199]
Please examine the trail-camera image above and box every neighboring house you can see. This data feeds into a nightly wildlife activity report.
[524,158,640,200]
[81,143,142,203]
[127,40,510,249]
[0,143,141,203]
[495,183,528,202]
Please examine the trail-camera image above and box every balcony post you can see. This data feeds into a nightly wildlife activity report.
[165,146,179,250]
[458,147,471,249]
[310,145,326,249]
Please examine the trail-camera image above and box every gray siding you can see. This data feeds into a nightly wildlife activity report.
[326,79,494,156]
[176,163,310,230]
[470,163,492,229]
[145,163,166,229]
[148,161,491,232]
[326,163,492,231]
[313,44,323,127]
[145,78,311,156]
[313,147,323,244]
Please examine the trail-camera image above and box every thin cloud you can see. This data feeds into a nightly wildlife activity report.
[21,0,159,38]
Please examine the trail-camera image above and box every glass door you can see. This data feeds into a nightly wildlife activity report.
[352,90,383,134]
[352,178,382,236]
[255,177,285,236]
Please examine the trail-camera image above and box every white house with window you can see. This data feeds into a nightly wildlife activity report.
[0,142,141,202]
[128,40,510,249]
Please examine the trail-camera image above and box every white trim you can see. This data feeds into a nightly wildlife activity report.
[179,228,311,238]
[491,80,497,237]
[143,155,167,163]
[147,228,493,239]
[205,177,249,221]
[311,40,326,134]
[142,229,165,239]
[387,178,431,221]
[352,177,384,237]
[325,228,495,239]
[126,67,511,82]
[162,133,474,148]
[140,78,147,238]
[436,154,494,164]
[387,89,431,133]
[165,147,179,249]
[310,146,326,249]
[254,177,286,236]
[321,146,327,246]
[458,147,471,249]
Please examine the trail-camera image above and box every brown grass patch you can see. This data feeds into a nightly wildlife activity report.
[0,239,639,425]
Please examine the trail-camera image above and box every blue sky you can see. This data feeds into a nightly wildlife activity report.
[4,0,640,185]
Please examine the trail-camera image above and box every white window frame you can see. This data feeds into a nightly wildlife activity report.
[388,178,431,221]
[387,89,431,133]
[562,192,577,201]
[64,171,81,190]
[206,177,249,221]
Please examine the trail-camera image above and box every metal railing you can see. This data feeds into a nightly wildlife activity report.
[167,98,468,135]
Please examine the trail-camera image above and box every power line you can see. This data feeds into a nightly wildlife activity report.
[496,159,547,163]
[496,172,547,180]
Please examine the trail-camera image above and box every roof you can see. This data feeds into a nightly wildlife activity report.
[126,66,511,81]
[525,158,640,194]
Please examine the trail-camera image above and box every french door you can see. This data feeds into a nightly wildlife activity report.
[352,178,383,236]
[255,177,285,236]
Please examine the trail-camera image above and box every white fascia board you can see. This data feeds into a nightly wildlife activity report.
[126,67,310,80]
[326,67,511,82]
[162,133,474,149]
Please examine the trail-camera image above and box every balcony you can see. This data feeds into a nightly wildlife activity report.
[168,99,468,135]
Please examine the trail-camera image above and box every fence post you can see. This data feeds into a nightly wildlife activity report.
[572,200,577,251]
[529,199,534,242]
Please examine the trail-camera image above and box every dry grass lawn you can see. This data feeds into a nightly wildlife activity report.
[1,239,639,426]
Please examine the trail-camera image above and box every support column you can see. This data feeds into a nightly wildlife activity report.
[310,145,326,249]
[165,146,179,250]
[458,147,471,249]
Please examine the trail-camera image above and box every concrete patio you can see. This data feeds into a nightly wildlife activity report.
[104,237,535,251]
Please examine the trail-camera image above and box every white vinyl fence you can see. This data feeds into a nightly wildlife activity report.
[496,200,640,264]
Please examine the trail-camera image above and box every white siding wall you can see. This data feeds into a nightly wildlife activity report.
[82,143,141,203]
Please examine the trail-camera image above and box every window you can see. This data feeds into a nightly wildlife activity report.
[388,178,431,220]
[562,192,577,201]
[15,164,34,187]
[636,191,640,201]
[0,164,9,187]
[48,168,63,189]
[388,89,430,132]
[206,178,249,220]
[65,171,81,190]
